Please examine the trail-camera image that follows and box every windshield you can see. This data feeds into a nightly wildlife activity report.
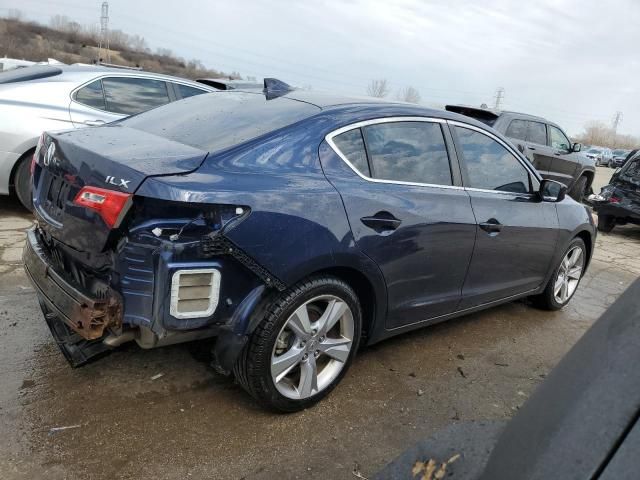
[0,65,63,84]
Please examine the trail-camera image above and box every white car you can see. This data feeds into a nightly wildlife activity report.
[0,64,215,209]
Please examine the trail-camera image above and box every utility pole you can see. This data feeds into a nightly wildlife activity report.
[494,87,505,110]
[612,111,623,134]
[98,2,110,63]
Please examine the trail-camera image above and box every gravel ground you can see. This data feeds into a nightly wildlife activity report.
[0,166,638,479]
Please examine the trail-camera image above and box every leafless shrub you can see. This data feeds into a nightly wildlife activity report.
[367,79,389,98]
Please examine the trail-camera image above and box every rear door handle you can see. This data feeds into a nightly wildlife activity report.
[361,212,402,233]
[527,146,536,151]
[479,219,502,235]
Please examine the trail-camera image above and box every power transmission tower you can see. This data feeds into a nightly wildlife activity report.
[494,87,505,110]
[612,111,623,134]
[98,2,110,63]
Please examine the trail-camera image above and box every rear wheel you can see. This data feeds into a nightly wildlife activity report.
[13,152,33,211]
[234,276,362,412]
[531,238,586,310]
[597,215,616,233]
[569,176,588,202]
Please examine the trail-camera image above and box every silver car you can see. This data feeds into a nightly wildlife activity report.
[0,64,215,209]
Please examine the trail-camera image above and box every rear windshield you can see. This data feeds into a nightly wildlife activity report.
[122,92,320,152]
[0,65,63,84]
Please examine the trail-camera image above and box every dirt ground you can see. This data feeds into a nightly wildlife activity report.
[0,167,638,479]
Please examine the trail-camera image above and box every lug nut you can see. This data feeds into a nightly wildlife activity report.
[302,354,308,361]
[319,336,325,342]
[315,350,320,356]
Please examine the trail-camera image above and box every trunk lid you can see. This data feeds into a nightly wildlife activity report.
[33,124,208,252]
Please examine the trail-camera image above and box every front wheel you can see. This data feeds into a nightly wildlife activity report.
[569,176,587,202]
[531,238,586,310]
[234,276,362,412]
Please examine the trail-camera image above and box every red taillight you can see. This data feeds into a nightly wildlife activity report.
[609,196,621,204]
[73,186,132,228]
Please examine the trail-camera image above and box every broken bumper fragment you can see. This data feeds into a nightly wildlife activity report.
[23,226,123,343]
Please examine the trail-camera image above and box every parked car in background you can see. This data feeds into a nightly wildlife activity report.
[24,85,596,411]
[610,149,631,168]
[584,147,607,166]
[445,105,595,201]
[0,64,215,209]
[590,151,640,232]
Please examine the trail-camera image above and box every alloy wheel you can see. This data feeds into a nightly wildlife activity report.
[553,246,584,304]
[270,295,354,400]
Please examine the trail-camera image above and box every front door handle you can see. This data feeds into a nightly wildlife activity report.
[479,218,502,235]
[527,146,536,151]
[361,212,402,233]
[84,119,106,126]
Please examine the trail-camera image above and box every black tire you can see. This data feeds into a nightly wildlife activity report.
[569,175,587,202]
[234,276,362,412]
[597,215,616,233]
[531,237,586,311]
[13,152,34,211]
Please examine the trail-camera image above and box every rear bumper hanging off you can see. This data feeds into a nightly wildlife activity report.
[23,227,123,341]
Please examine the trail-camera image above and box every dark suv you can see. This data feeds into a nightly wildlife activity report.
[446,106,595,201]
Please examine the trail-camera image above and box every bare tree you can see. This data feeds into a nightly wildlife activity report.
[397,86,421,104]
[7,9,23,20]
[367,79,389,98]
[575,120,640,149]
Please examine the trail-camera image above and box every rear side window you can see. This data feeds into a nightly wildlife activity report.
[102,77,171,115]
[332,129,370,176]
[455,126,530,193]
[362,122,452,186]
[527,121,547,145]
[74,80,106,110]
[174,83,207,99]
[505,120,527,141]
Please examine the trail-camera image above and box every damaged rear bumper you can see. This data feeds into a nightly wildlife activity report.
[23,227,123,341]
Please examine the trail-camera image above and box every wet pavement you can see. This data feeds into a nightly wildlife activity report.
[1,167,638,479]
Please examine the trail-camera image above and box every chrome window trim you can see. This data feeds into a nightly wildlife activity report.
[325,116,464,191]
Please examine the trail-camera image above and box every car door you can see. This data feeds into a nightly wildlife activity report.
[547,124,580,186]
[322,118,477,329]
[450,123,559,308]
[505,118,553,176]
[69,76,173,127]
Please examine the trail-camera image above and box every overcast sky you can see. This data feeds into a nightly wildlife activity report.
[2,0,639,136]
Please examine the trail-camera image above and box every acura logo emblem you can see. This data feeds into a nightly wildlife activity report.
[44,143,57,167]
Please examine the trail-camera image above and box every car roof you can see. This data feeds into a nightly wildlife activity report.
[279,90,484,124]
[0,64,213,88]
[445,104,549,124]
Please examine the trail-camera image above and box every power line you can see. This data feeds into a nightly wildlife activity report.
[612,111,623,134]
[98,1,109,63]
[494,87,505,110]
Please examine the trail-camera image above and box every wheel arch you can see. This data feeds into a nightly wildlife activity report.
[574,229,593,269]
[8,146,36,193]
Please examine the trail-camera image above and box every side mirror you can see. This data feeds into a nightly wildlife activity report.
[539,179,567,202]
[572,143,582,153]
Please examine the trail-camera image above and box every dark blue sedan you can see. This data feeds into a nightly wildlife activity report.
[24,82,596,411]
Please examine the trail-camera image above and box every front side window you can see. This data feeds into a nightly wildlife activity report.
[505,119,527,141]
[332,128,370,176]
[102,77,171,115]
[527,121,547,145]
[455,126,531,193]
[74,79,106,110]
[362,121,452,186]
[549,125,571,152]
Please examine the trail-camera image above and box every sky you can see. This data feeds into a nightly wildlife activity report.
[1,0,639,136]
